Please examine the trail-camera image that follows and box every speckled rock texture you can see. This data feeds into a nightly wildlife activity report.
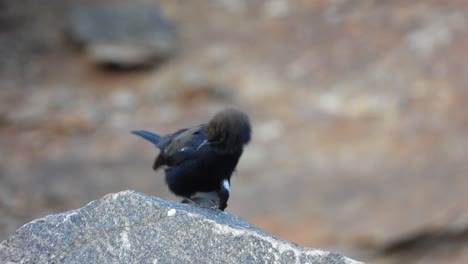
[0,191,363,264]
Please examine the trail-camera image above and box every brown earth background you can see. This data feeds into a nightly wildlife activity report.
[2,1,468,263]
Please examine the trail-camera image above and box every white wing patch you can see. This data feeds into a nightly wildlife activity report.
[223,179,230,192]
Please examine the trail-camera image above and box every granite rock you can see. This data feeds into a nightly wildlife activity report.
[0,191,363,264]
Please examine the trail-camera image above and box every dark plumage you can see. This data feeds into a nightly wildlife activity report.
[132,108,251,210]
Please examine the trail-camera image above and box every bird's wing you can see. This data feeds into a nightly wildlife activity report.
[164,124,206,165]
[157,128,188,149]
[152,128,191,170]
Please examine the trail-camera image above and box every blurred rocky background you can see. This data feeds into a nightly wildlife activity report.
[1,0,468,263]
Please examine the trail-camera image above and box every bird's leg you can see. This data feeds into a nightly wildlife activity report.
[218,179,230,211]
[181,194,219,210]
[181,196,197,205]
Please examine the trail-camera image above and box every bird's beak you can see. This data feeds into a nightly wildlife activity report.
[197,139,210,151]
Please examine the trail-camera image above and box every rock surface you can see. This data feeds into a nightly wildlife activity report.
[0,191,363,264]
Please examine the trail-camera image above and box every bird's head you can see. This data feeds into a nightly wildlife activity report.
[198,108,251,151]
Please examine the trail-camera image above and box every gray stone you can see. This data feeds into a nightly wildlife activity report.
[0,191,363,264]
[68,5,178,68]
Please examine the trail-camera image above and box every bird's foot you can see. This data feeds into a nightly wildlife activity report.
[181,197,220,210]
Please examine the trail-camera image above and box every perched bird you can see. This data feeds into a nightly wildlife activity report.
[132,108,251,210]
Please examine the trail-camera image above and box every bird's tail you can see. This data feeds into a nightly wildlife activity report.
[131,130,162,145]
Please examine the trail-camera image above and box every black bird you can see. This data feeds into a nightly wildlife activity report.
[132,108,251,210]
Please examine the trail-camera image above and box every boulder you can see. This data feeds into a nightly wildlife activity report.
[0,191,363,263]
[68,5,178,68]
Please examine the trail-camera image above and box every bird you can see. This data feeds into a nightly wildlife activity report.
[132,108,251,210]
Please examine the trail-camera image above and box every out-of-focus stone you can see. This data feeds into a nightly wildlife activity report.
[68,4,178,68]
